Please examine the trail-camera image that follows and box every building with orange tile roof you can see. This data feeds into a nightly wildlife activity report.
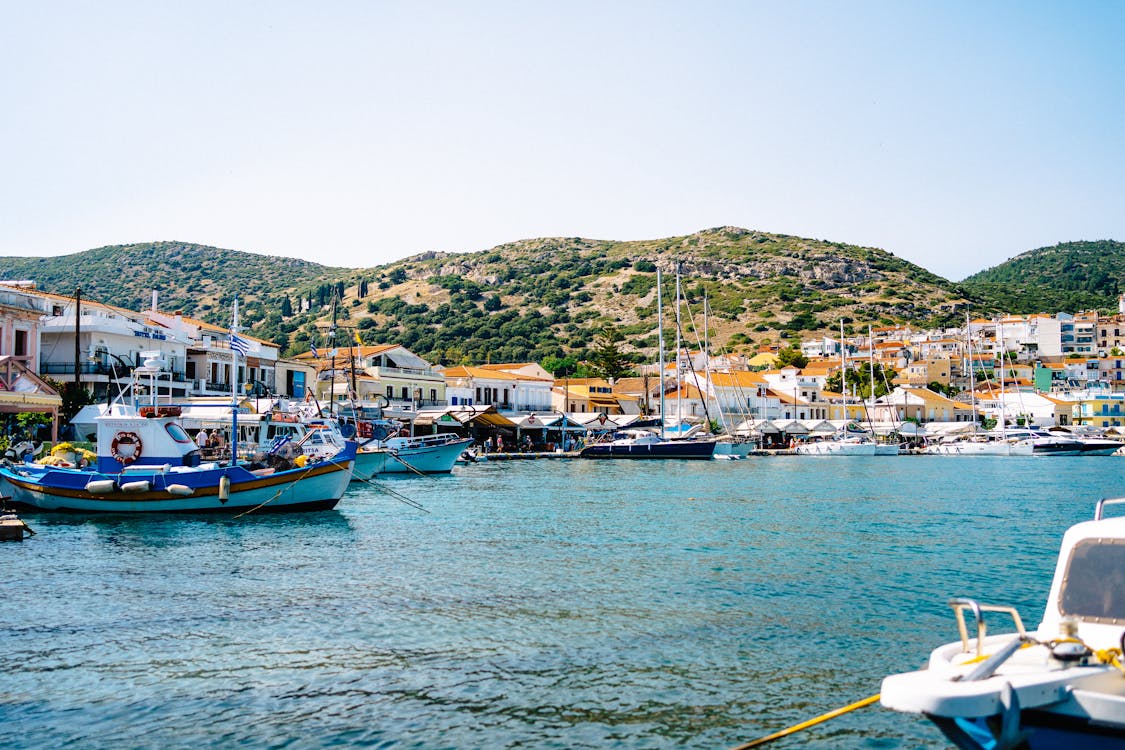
[443,364,553,412]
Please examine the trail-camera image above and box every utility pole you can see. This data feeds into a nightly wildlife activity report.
[74,286,82,401]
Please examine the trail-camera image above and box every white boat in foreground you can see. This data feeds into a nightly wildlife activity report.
[881,498,1125,748]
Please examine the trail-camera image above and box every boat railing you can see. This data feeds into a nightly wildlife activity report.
[1095,497,1125,520]
[949,597,1027,658]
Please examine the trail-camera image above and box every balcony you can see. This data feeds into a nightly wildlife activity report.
[41,362,188,381]
[367,365,443,380]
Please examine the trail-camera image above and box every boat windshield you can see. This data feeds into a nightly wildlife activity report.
[1059,539,1125,624]
[165,423,194,444]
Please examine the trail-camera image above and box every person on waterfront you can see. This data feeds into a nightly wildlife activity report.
[496,435,504,453]
[522,435,533,452]
[483,436,493,454]
[196,429,210,449]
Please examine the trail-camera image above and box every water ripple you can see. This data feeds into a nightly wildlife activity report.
[4,456,1120,748]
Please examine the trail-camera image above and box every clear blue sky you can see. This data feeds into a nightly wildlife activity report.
[2,1,1122,281]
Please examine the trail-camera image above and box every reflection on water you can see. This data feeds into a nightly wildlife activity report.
[3,456,1122,748]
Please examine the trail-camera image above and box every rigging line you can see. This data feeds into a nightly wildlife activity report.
[388,451,431,479]
[680,290,728,431]
[674,288,714,428]
[231,453,351,519]
[352,475,429,512]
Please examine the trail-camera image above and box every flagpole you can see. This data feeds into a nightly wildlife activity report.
[230,299,239,467]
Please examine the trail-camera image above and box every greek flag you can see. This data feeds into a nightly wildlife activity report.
[311,343,319,358]
[230,332,251,356]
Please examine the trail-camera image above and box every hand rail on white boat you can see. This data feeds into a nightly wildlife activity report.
[1095,496,1125,520]
[949,598,1027,659]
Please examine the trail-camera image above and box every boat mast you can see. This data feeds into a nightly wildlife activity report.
[703,290,722,433]
[998,318,1006,429]
[966,312,977,427]
[675,264,682,429]
[657,266,665,440]
[839,319,846,421]
[869,324,877,432]
[328,294,338,417]
[230,299,240,467]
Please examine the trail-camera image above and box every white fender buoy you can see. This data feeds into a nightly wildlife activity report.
[167,484,194,496]
[219,475,230,503]
[84,479,116,494]
[120,480,151,493]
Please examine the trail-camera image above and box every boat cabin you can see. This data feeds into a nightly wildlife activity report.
[1039,500,1125,650]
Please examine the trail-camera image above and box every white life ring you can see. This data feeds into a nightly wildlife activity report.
[111,431,143,465]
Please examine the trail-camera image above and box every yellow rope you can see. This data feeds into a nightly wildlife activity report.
[728,693,881,749]
[1094,647,1125,675]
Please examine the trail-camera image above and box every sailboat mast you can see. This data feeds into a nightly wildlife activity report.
[675,265,682,427]
[230,299,240,467]
[869,325,876,412]
[328,295,338,416]
[839,319,846,418]
[998,318,1005,429]
[966,312,977,426]
[657,266,665,440]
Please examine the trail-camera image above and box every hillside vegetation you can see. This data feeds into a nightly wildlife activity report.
[2,228,1002,365]
[0,241,345,321]
[960,240,1125,314]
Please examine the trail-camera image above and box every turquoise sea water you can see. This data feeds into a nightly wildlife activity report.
[3,455,1122,749]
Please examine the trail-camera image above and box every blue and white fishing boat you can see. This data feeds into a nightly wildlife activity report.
[881,498,1125,748]
[0,351,356,513]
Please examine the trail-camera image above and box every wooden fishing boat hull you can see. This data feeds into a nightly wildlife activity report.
[381,436,473,474]
[0,453,354,513]
[351,448,389,481]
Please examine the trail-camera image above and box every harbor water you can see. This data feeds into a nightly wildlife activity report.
[3,455,1121,748]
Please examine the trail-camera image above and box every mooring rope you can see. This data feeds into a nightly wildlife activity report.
[729,693,881,749]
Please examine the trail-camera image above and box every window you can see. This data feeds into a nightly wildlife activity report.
[13,329,28,357]
[165,423,193,444]
[386,385,394,399]
[1060,539,1125,624]
[429,389,437,403]
[401,386,409,400]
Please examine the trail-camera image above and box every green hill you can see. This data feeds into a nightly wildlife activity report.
[2,229,981,363]
[959,240,1125,314]
[0,240,346,320]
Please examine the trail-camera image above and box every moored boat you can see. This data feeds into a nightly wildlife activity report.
[382,432,474,474]
[796,435,879,456]
[0,356,356,513]
[925,427,1085,456]
[579,429,717,460]
[881,497,1125,748]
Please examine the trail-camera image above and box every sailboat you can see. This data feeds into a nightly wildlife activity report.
[579,266,715,460]
[797,323,881,455]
